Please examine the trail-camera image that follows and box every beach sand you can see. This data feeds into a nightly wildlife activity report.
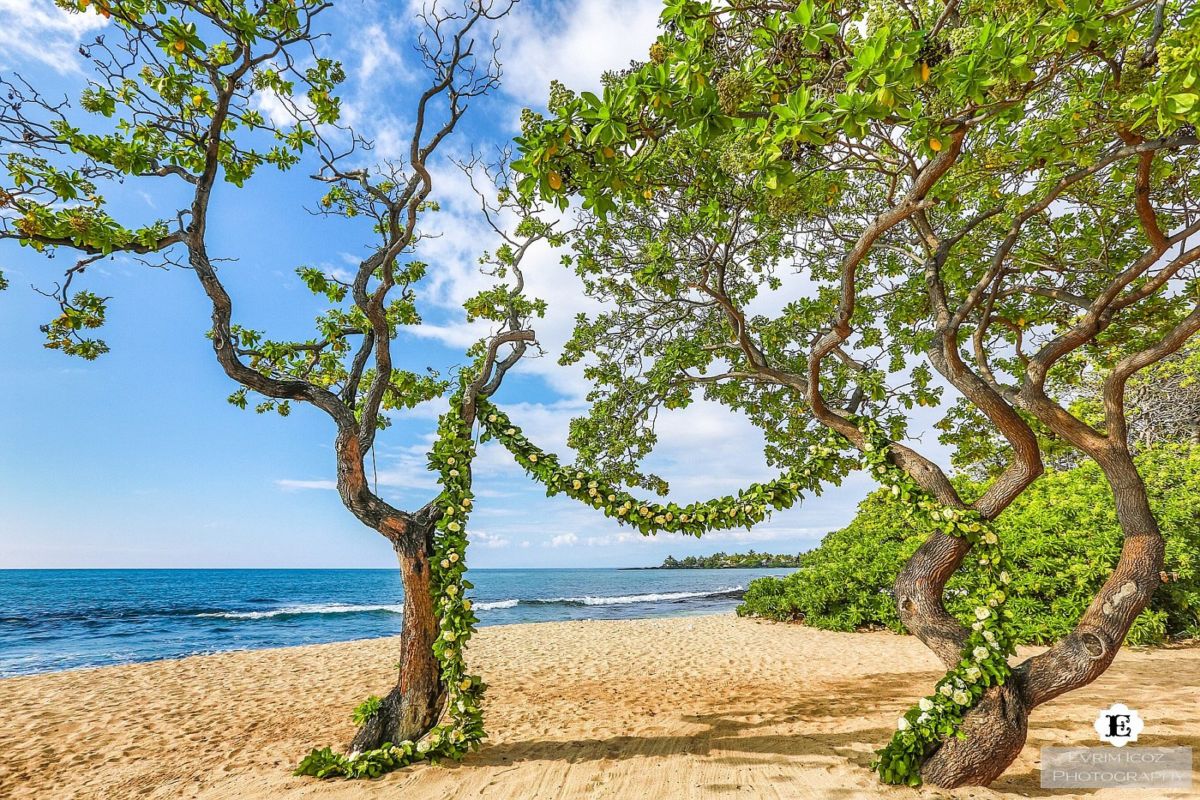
[0,614,1195,799]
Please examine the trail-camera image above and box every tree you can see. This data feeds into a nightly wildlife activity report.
[0,0,538,760]
[513,0,1200,787]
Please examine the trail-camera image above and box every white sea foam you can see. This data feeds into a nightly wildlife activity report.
[196,587,743,619]
[474,599,520,610]
[196,603,405,620]
[545,587,744,606]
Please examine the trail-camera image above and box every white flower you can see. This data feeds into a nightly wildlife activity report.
[953,690,970,706]
[971,621,983,631]
[897,717,910,731]
[448,469,459,477]
[449,552,459,563]
[975,607,991,621]
[917,712,931,724]
[447,457,456,465]
[983,629,996,642]
[447,522,461,532]
[965,666,981,682]
[1000,570,1011,584]
[919,698,934,712]
[416,740,431,754]
[939,684,954,697]
[440,559,450,569]
[443,630,457,642]
[528,454,538,463]
[504,428,515,435]
[446,585,459,596]
[486,414,497,422]
[973,646,989,661]
[347,750,362,760]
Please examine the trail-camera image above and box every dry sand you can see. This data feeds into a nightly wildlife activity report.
[0,614,1195,799]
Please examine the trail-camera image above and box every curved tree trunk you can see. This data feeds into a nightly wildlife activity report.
[897,450,1164,787]
[348,516,446,752]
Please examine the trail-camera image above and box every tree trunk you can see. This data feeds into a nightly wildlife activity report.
[348,516,445,752]
[899,451,1164,788]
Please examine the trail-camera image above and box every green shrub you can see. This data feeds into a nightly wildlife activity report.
[738,445,1200,646]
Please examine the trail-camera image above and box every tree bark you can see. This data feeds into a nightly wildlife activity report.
[348,516,446,752]
[903,450,1163,788]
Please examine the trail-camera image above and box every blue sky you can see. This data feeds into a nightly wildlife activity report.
[0,0,916,569]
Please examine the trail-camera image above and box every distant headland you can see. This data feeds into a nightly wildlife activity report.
[627,551,805,570]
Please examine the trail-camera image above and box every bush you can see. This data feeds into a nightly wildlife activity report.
[737,445,1200,646]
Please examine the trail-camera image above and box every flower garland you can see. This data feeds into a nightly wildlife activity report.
[476,398,834,534]
[856,420,1016,787]
[479,402,1015,788]
[295,401,487,779]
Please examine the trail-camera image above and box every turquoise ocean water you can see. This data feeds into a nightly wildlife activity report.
[0,568,793,676]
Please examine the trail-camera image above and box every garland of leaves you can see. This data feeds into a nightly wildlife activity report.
[295,400,487,779]
[475,398,829,533]
[479,403,1015,787]
[857,421,1016,787]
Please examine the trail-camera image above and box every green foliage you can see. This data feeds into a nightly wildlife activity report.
[39,290,110,360]
[350,696,382,727]
[739,445,1200,647]
[657,551,804,569]
[516,0,1197,213]
[3,0,345,357]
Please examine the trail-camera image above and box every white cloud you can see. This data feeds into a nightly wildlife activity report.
[471,529,511,548]
[0,0,107,74]
[354,23,413,84]
[276,478,337,492]
[550,532,578,547]
[501,0,662,108]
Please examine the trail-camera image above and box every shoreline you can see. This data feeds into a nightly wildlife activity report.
[1,613,1196,799]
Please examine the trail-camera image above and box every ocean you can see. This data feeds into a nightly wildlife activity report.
[0,568,794,677]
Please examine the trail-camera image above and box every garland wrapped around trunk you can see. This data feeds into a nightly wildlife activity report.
[858,420,1016,787]
[295,402,485,778]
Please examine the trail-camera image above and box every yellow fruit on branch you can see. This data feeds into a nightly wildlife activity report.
[547,172,563,191]
[929,137,943,152]
[173,40,186,53]
[602,146,615,158]
[920,62,931,82]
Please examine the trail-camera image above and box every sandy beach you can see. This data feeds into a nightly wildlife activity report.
[0,614,1195,799]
